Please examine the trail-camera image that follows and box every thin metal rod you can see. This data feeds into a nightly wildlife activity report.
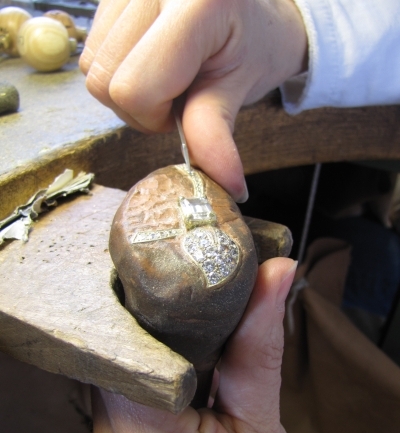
[297,163,322,264]
[173,104,192,174]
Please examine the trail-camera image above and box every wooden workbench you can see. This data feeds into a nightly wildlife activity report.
[1,53,400,422]
[1,56,400,222]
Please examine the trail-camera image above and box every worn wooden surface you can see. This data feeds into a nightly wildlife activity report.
[0,51,397,413]
[244,216,293,263]
[1,57,400,222]
[0,183,292,412]
[0,185,197,414]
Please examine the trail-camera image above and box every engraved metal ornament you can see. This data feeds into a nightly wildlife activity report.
[131,165,241,288]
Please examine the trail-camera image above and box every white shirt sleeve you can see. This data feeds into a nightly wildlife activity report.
[280,0,400,114]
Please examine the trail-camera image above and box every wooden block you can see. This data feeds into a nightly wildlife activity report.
[0,184,292,413]
[244,216,293,263]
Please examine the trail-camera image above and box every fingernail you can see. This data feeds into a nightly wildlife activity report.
[276,260,298,310]
[235,179,249,203]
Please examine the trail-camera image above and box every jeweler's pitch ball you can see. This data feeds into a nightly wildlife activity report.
[109,165,258,408]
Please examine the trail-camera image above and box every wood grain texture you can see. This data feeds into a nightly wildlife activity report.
[234,94,400,174]
[0,184,196,414]
[0,6,32,56]
[0,183,291,413]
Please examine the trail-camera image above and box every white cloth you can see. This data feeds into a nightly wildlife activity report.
[281,0,400,114]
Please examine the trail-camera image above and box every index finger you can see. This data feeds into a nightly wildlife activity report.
[107,0,233,131]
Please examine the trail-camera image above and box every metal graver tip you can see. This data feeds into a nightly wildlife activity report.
[173,104,192,174]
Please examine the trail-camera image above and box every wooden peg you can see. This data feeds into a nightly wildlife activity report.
[0,6,32,57]
[44,10,87,43]
[17,16,76,72]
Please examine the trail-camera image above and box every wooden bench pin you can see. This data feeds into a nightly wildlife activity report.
[109,111,258,408]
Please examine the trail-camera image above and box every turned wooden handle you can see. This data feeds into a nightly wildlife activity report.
[17,16,75,72]
[44,10,87,43]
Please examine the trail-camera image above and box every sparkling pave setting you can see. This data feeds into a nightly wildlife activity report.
[183,227,240,286]
[131,165,241,288]
[130,228,184,244]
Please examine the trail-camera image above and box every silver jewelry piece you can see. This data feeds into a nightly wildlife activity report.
[183,227,240,287]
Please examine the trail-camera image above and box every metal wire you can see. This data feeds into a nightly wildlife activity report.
[297,163,322,264]
[173,104,192,174]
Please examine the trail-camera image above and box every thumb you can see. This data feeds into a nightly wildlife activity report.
[183,76,250,203]
[213,257,297,429]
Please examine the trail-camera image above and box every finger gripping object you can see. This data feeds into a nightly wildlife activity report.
[109,165,258,408]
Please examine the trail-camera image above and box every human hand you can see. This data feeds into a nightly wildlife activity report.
[80,0,307,202]
[91,257,297,433]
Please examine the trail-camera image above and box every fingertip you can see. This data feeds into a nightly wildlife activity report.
[235,180,249,203]
[256,257,297,290]
[183,103,246,201]
[257,258,297,292]
[79,45,93,76]
[258,257,297,281]
[275,259,298,309]
[251,258,297,312]
[227,176,248,204]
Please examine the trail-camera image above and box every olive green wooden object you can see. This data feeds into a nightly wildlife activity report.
[44,10,87,42]
[0,81,19,114]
